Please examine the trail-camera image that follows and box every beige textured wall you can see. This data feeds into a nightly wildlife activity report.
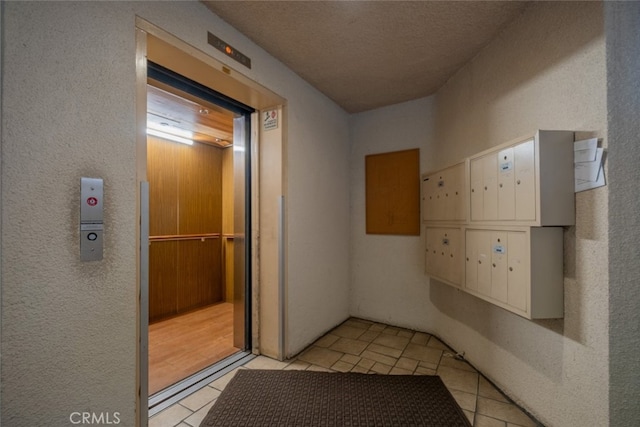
[1,1,351,425]
[351,2,608,426]
[429,3,608,426]
[2,4,138,425]
[605,2,640,426]
[350,97,437,329]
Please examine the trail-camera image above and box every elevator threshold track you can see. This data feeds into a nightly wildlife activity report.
[149,351,255,417]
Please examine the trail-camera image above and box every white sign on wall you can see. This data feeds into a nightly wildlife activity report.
[574,137,606,192]
[263,109,278,131]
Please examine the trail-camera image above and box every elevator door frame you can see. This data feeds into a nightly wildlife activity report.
[136,19,287,424]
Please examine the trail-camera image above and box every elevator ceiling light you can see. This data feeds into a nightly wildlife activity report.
[146,122,194,145]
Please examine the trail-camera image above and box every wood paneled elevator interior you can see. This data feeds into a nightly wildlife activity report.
[148,136,231,320]
[147,82,239,395]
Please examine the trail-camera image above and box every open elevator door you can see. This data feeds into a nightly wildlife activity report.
[232,113,251,350]
[145,61,255,415]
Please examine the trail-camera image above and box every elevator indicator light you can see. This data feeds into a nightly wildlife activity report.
[208,32,251,69]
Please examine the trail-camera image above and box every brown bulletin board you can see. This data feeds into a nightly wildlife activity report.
[365,148,420,235]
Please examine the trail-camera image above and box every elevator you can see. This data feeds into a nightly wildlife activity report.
[137,25,287,422]
[145,62,254,412]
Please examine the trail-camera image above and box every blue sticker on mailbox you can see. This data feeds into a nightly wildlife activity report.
[493,245,506,254]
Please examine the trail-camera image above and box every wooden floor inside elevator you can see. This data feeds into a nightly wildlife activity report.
[148,302,238,395]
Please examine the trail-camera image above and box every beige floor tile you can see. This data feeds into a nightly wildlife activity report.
[479,376,509,402]
[397,329,415,339]
[410,332,431,345]
[418,359,439,371]
[402,343,443,364]
[439,354,477,372]
[312,333,340,348]
[372,333,410,350]
[351,365,369,373]
[395,357,419,372]
[449,389,477,412]
[414,366,437,375]
[176,423,192,427]
[283,360,310,370]
[389,367,413,375]
[297,346,344,368]
[148,404,192,427]
[463,410,475,426]
[476,397,537,427]
[331,360,355,372]
[356,358,376,370]
[330,324,366,339]
[427,336,452,350]
[244,355,290,370]
[357,329,381,342]
[343,318,372,329]
[437,366,479,394]
[368,323,387,332]
[340,353,361,364]
[366,343,403,359]
[183,400,216,427]
[208,368,243,391]
[475,413,506,427]
[370,362,392,374]
[360,349,398,366]
[329,337,369,355]
[381,326,401,335]
[179,385,221,411]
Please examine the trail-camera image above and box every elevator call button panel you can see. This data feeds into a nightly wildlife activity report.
[80,177,104,261]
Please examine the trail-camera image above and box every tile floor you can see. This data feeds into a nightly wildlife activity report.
[149,318,541,427]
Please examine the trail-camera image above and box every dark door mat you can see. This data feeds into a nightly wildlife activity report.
[201,369,471,426]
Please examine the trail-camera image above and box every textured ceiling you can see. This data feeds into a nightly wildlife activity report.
[202,1,530,113]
